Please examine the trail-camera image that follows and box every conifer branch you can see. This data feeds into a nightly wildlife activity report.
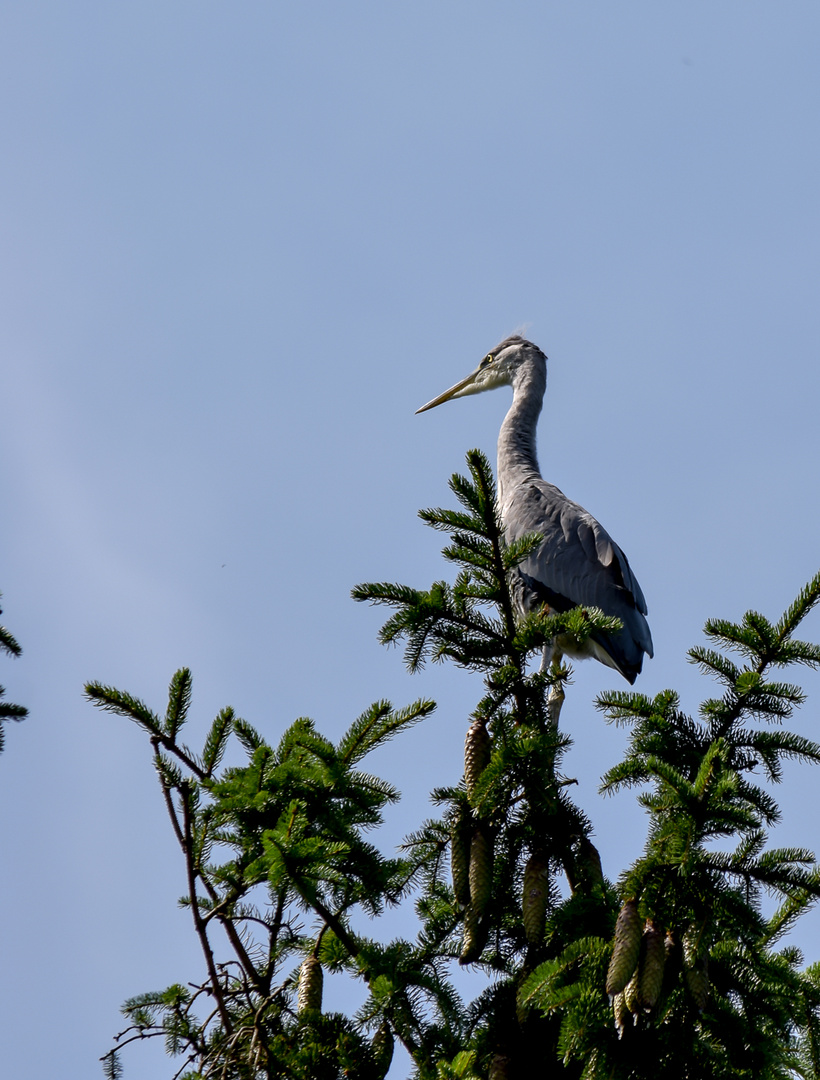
[94,455,820,1080]
[179,785,233,1035]
[0,623,22,657]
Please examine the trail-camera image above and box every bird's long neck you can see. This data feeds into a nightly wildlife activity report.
[497,358,545,507]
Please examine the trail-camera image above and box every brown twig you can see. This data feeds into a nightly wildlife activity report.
[180,785,234,1034]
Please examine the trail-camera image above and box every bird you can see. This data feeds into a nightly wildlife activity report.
[416,335,653,684]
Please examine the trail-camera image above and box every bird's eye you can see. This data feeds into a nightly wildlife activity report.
[481,353,494,367]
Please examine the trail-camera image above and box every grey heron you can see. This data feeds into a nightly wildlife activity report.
[416,335,653,684]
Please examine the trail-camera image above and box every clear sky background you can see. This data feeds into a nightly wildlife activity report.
[2,4,819,1078]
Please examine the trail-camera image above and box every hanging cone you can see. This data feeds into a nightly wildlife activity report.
[613,990,632,1039]
[465,719,491,797]
[639,921,666,1011]
[606,899,642,997]
[469,827,493,916]
[489,1053,512,1079]
[522,852,550,944]
[624,967,641,1015]
[684,956,709,1011]
[683,927,710,1011]
[297,955,323,1015]
[459,902,487,964]
[451,805,471,907]
[576,835,604,888]
[371,1020,394,1079]
[515,963,533,1026]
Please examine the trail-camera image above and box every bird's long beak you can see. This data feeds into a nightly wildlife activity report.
[415,368,482,414]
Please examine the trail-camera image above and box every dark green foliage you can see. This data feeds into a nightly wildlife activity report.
[0,592,27,753]
[87,670,438,1079]
[520,568,820,1079]
[92,452,820,1078]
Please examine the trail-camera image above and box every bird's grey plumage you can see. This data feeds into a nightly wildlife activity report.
[417,335,653,683]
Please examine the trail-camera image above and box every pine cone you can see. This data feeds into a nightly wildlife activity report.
[665,929,675,958]
[371,1020,394,1079]
[613,990,632,1039]
[639,921,666,1011]
[624,967,641,1015]
[522,852,549,944]
[469,827,493,915]
[297,955,323,1015]
[683,926,710,1011]
[489,1053,512,1079]
[451,806,471,907]
[459,902,487,964]
[515,964,533,1026]
[464,719,491,797]
[684,957,709,1011]
[576,835,604,889]
[606,899,642,997]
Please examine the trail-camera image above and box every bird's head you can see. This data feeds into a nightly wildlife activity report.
[416,336,546,414]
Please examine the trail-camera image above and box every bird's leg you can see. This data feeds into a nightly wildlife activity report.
[546,649,566,729]
[548,677,565,729]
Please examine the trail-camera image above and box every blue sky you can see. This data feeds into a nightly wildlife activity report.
[2,4,820,1077]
